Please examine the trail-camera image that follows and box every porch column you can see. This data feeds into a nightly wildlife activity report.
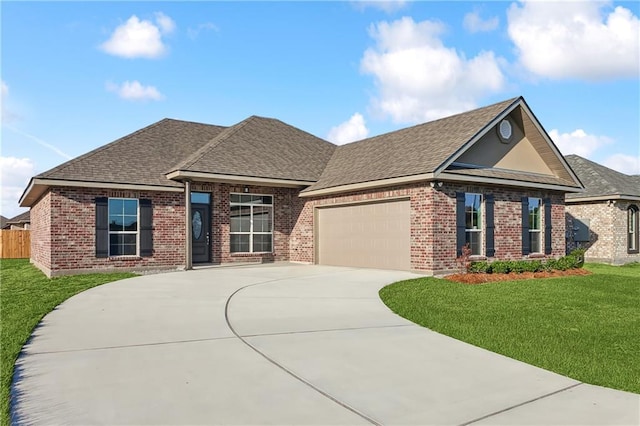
[185,179,192,270]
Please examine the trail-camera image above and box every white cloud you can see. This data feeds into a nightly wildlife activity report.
[549,128,613,157]
[0,157,35,217]
[187,22,219,40]
[360,17,505,123]
[1,79,19,124]
[353,1,409,13]
[463,10,499,33]
[4,125,71,159]
[507,1,640,80]
[100,13,175,59]
[106,80,165,101]
[603,153,640,175]
[327,113,370,145]
[154,12,176,34]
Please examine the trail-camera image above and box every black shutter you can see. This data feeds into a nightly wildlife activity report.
[485,194,495,257]
[95,197,108,258]
[544,198,552,255]
[456,192,466,256]
[521,197,530,255]
[140,199,153,257]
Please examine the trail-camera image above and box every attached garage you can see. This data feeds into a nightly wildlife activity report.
[316,200,411,270]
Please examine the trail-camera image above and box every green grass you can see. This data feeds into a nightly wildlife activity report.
[0,259,135,426]
[380,262,640,394]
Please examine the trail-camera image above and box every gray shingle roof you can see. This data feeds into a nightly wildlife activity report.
[303,97,519,192]
[0,215,8,229]
[36,119,227,187]
[169,116,336,182]
[565,155,640,199]
[7,211,30,224]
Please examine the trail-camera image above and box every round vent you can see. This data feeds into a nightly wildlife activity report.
[498,119,512,143]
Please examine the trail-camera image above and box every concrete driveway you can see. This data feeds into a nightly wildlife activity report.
[11,264,639,425]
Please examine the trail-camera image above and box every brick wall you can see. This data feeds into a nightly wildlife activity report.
[191,182,299,264]
[567,200,640,264]
[32,187,186,277]
[292,182,566,274]
[30,190,52,275]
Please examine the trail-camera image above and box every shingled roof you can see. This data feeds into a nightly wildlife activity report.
[35,119,227,188]
[167,116,336,182]
[302,98,519,192]
[565,155,640,200]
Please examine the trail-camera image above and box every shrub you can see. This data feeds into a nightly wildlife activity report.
[491,261,512,274]
[469,261,490,274]
[524,260,545,272]
[568,248,586,267]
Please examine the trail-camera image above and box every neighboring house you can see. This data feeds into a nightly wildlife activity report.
[565,155,639,265]
[2,211,31,230]
[19,96,583,277]
[0,216,8,229]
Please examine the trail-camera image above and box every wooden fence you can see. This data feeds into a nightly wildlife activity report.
[0,230,30,259]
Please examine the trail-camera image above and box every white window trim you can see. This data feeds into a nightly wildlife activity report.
[629,206,639,252]
[465,193,483,256]
[230,193,274,254]
[529,197,542,254]
[108,197,139,257]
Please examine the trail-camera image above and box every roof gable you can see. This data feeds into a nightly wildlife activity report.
[167,115,336,182]
[565,155,640,200]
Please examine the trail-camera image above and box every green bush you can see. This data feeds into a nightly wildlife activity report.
[469,261,490,274]
[491,261,512,274]
[524,260,545,272]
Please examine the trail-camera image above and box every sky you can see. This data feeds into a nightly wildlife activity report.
[1,0,639,218]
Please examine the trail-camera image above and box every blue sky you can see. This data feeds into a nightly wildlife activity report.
[2,1,639,217]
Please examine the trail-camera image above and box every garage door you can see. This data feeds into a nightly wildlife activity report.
[317,200,411,270]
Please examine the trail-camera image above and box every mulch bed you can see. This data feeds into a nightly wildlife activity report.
[445,268,591,284]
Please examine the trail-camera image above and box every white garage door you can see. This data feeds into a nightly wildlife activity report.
[317,200,411,270]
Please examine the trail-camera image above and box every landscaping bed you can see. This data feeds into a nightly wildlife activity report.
[446,267,591,284]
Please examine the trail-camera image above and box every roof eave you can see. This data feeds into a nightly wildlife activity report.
[166,170,316,188]
[436,172,584,193]
[566,194,640,203]
[19,178,183,208]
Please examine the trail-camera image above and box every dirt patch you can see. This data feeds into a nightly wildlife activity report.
[445,268,591,284]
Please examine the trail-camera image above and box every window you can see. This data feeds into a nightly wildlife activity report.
[465,193,482,256]
[230,194,273,253]
[629,205,639,253]
[528,198,542,253]
[108,198,138,256]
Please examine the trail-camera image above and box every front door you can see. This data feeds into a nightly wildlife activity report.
[191,203,210,263]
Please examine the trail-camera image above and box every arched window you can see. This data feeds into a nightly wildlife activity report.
[629,205,639,254]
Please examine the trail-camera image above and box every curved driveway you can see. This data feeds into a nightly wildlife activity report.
[11,264,639,425]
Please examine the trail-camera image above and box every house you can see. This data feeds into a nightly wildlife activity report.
[19,96,584,277]
[565,155,639,264]
[0,216,8,230]
[2,211,31,230]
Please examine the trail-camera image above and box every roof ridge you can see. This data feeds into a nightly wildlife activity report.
[169,117,256,172]
[338,97,520,147]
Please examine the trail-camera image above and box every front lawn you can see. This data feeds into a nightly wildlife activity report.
[379,263,640,394]
[0,259,135,426]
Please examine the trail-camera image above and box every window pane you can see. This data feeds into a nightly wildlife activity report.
[253,234,272,253]
[466,231,481,255]
[110,234,137,256]
[253,206,272,232]
[240,194,253,204]
[230,194,241,203]
[191,192,211,204]
[230,234,250,253]
[262,196,273,205]
[123,216,137,231]
[123,199,138,215]
[465,194,482,229]
[230,206,251,232]
[109,217,124,231]
[530,231,541,253]
[529,198,541,230]
[108,199,123,215]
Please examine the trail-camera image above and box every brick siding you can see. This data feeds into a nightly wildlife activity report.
[566,200,640,264]
[31,182,568,276]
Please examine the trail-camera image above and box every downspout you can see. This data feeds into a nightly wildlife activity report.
[185,179,192,270]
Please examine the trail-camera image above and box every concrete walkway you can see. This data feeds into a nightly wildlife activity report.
[11,264,640,425]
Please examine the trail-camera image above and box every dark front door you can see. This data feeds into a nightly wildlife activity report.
[191,203,210,263]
